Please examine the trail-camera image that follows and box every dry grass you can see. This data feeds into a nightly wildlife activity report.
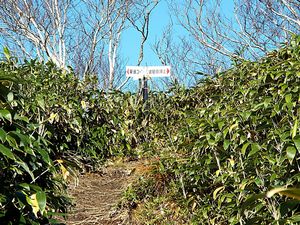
[60,159,152,225]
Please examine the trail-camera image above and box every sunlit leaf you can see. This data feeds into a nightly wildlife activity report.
[223,139,230,150]
[291,119,298,138]
[14,114,29,123]
[241,142,250,155]
[36,191,46,215]
[3,47,10,60]
[286,146,296,164]
[57,160,70,180]
[29,193,39,217]
[213,186,225,200]
[293,135,300,153]
[288,214,300,223]
[7,92,13,102]
[285,93,292,104]
[248,143,260,157]
[267,187,300,200]
[0,109,12,122]
[36,96,45,111]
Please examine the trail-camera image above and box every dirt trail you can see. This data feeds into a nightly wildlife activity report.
[63,160,145,225]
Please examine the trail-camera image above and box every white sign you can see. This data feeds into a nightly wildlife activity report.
[126,66,171,80]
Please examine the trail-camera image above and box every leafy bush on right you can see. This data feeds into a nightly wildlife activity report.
[129,35,300,224]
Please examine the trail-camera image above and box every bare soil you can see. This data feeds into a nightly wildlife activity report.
[62,160,147,225]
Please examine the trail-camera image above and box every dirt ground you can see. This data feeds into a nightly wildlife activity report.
[62,159,147,225]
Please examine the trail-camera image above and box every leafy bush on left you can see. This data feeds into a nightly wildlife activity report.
[17,59,139,170]
[0,49,71,224]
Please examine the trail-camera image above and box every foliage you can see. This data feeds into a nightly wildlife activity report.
[125,35,300,224]
[16,59,141,169]
[3,33,300,224]
[0,47,148,223]
[267,187,300,201]
[0,49,71,224]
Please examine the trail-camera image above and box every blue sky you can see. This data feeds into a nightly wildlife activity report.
[120,0,234,68]
[119,0,236,91]
[120,0,171,67]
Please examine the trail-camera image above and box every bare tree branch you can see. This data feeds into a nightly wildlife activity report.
[157,0,300,86]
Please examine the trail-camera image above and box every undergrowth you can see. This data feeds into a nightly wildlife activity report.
[122,35,300,224]
[2,34,300,224]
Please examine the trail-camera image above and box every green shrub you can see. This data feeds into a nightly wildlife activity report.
[17,59,140,169]
[0,49,71,224]
[0,48,143,224]
[131,35,300,224]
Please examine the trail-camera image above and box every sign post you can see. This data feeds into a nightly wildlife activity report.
[126,66,171,102]
[142,75,148,102]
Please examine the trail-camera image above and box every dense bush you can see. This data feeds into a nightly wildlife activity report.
[128,35,300,224]
[3,33,300,224]
[0,49,71,224]
[17,59,141,169]
[0,49,142,224]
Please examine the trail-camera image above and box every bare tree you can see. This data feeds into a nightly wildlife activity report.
[127,0,159,66]
[0,0,75,68]
[234,0,300,56]
[155,0,300,86]
[153,23,216,87]
[76,0,131,89]
[107,0,129,89]
[0,0,135,89]
[0,0,161,90]
[117,0,160,91]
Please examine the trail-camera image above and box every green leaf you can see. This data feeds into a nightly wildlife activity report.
[14,114,29,123]
[252,102,264,111]
[285,93,292,103]
[17,160,35,181]
[18,183,30,191]
[7,92,13,102]
[293,135,300,153]
[280,200,299,218]
[229,123,238,133]
[19,214,26,225]
[291,119,298,138]
[223,139,230,150]
[213,186,225,200]
[207,138,216,146]
[6,135,18,149]
[218,121,225,130]
[245,216,264,225]
[36,191,46,214]
[0,109,12,122]
[223,128,229,138]
[36,96,45,111]
[240,111,251,121]
[0,128,6,142]
[286,146,296,164]
[36,148,51,165]
[3,47,10,60]
[8,131,30,147]
[240,193,265,213]
[288,214,300,223]
[0,143,15,160]
[23,146,35,156]
[241,142,251,155]
[248,143,260,157]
